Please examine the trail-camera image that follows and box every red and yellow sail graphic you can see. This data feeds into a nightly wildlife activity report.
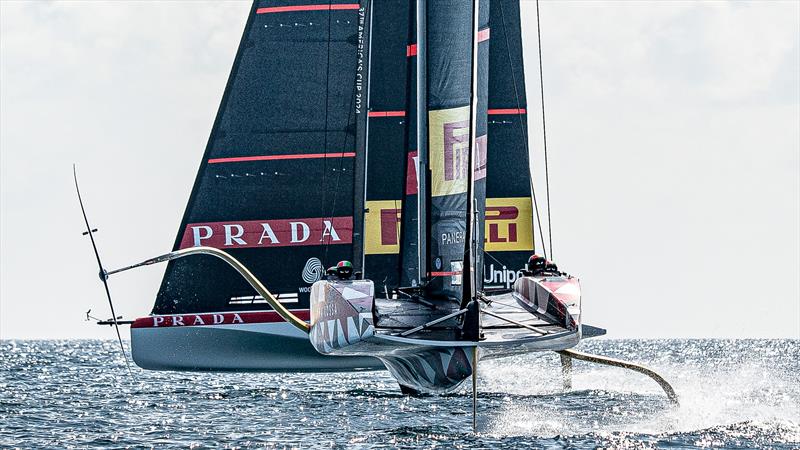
[484,197,533,252]
[364,200,403,255]
[429,106,471,197]
[364,197,533,255]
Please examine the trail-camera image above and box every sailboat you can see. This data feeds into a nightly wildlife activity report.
[79,0,677,407]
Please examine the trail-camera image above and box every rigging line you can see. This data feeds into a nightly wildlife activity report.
[479,298,529,312]
[320,0,336,266]
[498,0,547,260]
[481,309,548,334]
[479,245,507,270]
[400,308,467,337]
[535,0,553,260]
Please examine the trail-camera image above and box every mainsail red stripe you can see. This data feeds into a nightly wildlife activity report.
[430,271,462,277]
[477,28,490,42]
[488,108,527,115]
[256,4,360,14]
[208,153,355,164]
[407,44,417,57]
[368,111,406,117]
[368,109,524,117]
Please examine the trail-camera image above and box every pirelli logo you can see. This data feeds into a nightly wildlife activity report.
[363,197,533,255]
[484,197,534,252]
[429,106,470,197]
[364,200,402,255]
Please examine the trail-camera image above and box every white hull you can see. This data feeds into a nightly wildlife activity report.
[130,311,382,372]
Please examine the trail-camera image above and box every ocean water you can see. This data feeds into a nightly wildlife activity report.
[1,339,798,449]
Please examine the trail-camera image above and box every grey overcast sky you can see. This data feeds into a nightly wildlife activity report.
[1,1,798,339]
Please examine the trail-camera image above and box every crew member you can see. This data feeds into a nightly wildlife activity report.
[545,260,559,274]
[526,254,547,275]
[325,266,338,280]
[336,260,354,280]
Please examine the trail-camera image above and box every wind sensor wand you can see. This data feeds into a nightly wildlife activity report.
[73,165,134,378]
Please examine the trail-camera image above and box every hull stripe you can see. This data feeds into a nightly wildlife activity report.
[132,310,311,329]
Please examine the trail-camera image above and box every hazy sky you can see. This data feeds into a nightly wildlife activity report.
[1,1,798,339]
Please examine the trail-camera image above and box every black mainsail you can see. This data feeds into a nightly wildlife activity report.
[153,1,369,314]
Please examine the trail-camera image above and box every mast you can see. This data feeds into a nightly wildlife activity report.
[462,0,481,307]
[415,0,428,285]
[354,0,374,273]
[399,2,421,288]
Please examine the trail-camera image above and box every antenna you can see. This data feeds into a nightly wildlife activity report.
[73,165,134,378]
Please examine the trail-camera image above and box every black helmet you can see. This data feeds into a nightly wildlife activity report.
[336,260,354,279]
[545,260,559,273]
[326,266,338,277]
[528,254,546,272]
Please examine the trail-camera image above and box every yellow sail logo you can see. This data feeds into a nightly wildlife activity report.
[429,106,471,197]
[484,197,534,252]
[364,197,533,255]
[364,200,402,255]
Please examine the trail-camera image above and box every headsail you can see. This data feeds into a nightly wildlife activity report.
[483,0,535,289]
[153,1,370,314]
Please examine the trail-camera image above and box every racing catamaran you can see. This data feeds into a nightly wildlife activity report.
[79,0,677,423]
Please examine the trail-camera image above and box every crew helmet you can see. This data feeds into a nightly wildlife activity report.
[336,260,354,279]
[528,254,547,272]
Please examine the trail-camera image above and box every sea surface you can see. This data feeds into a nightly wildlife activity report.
[1,339,798,449]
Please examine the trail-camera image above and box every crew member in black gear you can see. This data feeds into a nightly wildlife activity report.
[325,266,338,280]
[336,260,354,280]
[526,254,547,275]
[544,260,559,274]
